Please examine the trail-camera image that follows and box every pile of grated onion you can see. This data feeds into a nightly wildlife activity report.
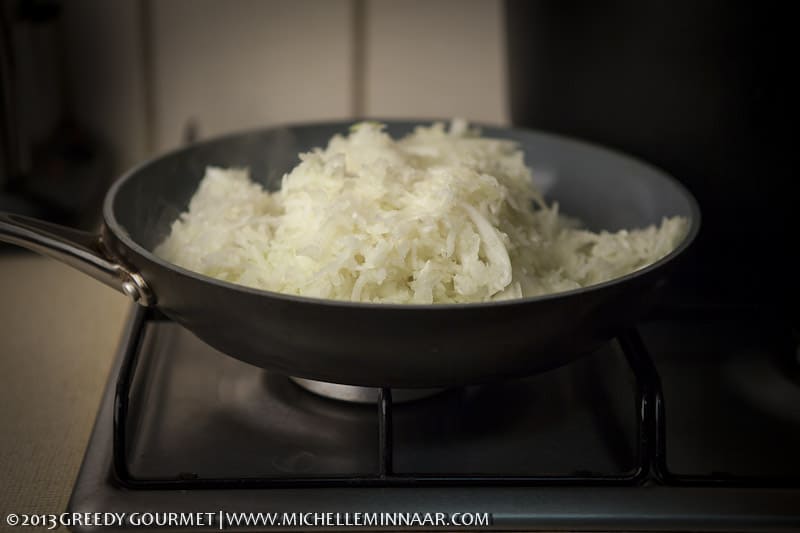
[155,121,688,304]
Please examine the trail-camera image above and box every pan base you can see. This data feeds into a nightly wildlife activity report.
[289,376,443,404]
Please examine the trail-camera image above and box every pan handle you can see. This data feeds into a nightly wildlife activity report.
[0,212,154,306]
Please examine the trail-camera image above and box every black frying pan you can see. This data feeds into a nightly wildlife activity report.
[0,121,699,387]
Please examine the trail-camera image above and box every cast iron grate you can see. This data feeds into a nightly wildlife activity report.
[111,308,799,489]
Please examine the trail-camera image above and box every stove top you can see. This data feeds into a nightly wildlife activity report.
[68,304,800,531]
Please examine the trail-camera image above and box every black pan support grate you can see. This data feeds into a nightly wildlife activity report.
[112,308,799,490]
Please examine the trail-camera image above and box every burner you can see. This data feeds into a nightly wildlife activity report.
[289,376,443,403]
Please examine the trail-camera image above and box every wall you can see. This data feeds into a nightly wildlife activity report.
[61,0,508,170]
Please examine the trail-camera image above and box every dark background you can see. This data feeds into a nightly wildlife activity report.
[508,0,799,308]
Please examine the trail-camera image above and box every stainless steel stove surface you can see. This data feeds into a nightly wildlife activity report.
[68,305,800,531]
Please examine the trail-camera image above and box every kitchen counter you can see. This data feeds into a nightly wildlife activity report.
[0,252,129,522]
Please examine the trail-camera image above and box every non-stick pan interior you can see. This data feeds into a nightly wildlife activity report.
[108,121,697,254]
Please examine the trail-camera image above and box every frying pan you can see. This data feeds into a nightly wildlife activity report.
[0,121,699,387]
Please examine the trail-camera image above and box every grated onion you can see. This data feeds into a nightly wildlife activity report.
[155,121,688,304]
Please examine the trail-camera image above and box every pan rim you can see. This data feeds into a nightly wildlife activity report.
[103,119,701,311]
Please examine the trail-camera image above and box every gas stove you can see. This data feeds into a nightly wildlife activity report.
[68,302,800,531]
